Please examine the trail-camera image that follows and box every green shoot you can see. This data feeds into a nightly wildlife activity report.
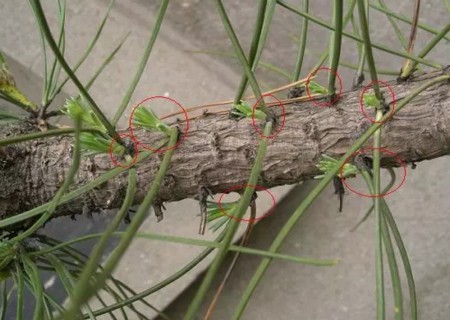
[364,93,381,109]
[132,105,171,136]
[63,97,125,155]
[315,154,359,179]
[206,200,235,232]
[79,132,125,155]
[63,97,106,132]
[307,81,328,95]
[231,101,267,120]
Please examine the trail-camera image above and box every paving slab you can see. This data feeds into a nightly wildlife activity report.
[1,1,450,319]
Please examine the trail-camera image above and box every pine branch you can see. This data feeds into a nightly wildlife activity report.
[1,71,449,224]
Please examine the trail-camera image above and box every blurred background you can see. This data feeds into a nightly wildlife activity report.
[1,0,449,319]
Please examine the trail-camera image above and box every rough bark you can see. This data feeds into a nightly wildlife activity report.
[1,71,450,222]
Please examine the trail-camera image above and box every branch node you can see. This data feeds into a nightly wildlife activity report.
[352,72,365,90]
[442,65,450,78]
[197,185,213,235]
[287,86,305,99]
[354,154,373,176]
[333,176,345,212]
[152,201,166,222]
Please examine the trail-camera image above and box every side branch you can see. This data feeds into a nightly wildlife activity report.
[1,72,450,220]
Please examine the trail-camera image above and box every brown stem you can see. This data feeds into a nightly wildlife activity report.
[1,71,449,222]
[402,0,421,73]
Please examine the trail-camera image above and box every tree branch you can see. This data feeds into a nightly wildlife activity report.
[1,71,449,223]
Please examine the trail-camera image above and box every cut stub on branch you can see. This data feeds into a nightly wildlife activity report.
[1,71,450,225]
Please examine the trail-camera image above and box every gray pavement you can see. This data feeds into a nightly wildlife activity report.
[1,1,450,319]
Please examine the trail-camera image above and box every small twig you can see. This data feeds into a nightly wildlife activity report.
[152,201,166,222]
[333,176,345,212]
[36,108,49,132]
[203,195,257,320]
[43,109,64,118]
[354,154,374,176]
[352,72,365,89]
[159,77,311,121]
[401,0,421,75]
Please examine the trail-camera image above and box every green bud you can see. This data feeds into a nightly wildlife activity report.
[363,93,381,109]
[308,81,328,95]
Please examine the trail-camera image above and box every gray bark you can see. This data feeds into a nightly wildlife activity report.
[1,71,450,222]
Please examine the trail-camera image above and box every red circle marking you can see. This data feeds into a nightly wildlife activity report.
[217,184,276,223]
[359,80,396,124]
[339,147,407,198]
[129,96,189,153]
[251,94,286,139]
[305,67,343,107]
[109,133,139,168]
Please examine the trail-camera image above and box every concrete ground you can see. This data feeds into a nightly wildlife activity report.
[1,0,450,319]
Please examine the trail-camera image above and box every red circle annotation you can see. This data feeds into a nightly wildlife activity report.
[251,94,286,139]
[305,67,343,107]
[216,184,276,223]
[359,80,396,124]
[339,147,407,198]
[128,96,189,153]
[109,133,139,169]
